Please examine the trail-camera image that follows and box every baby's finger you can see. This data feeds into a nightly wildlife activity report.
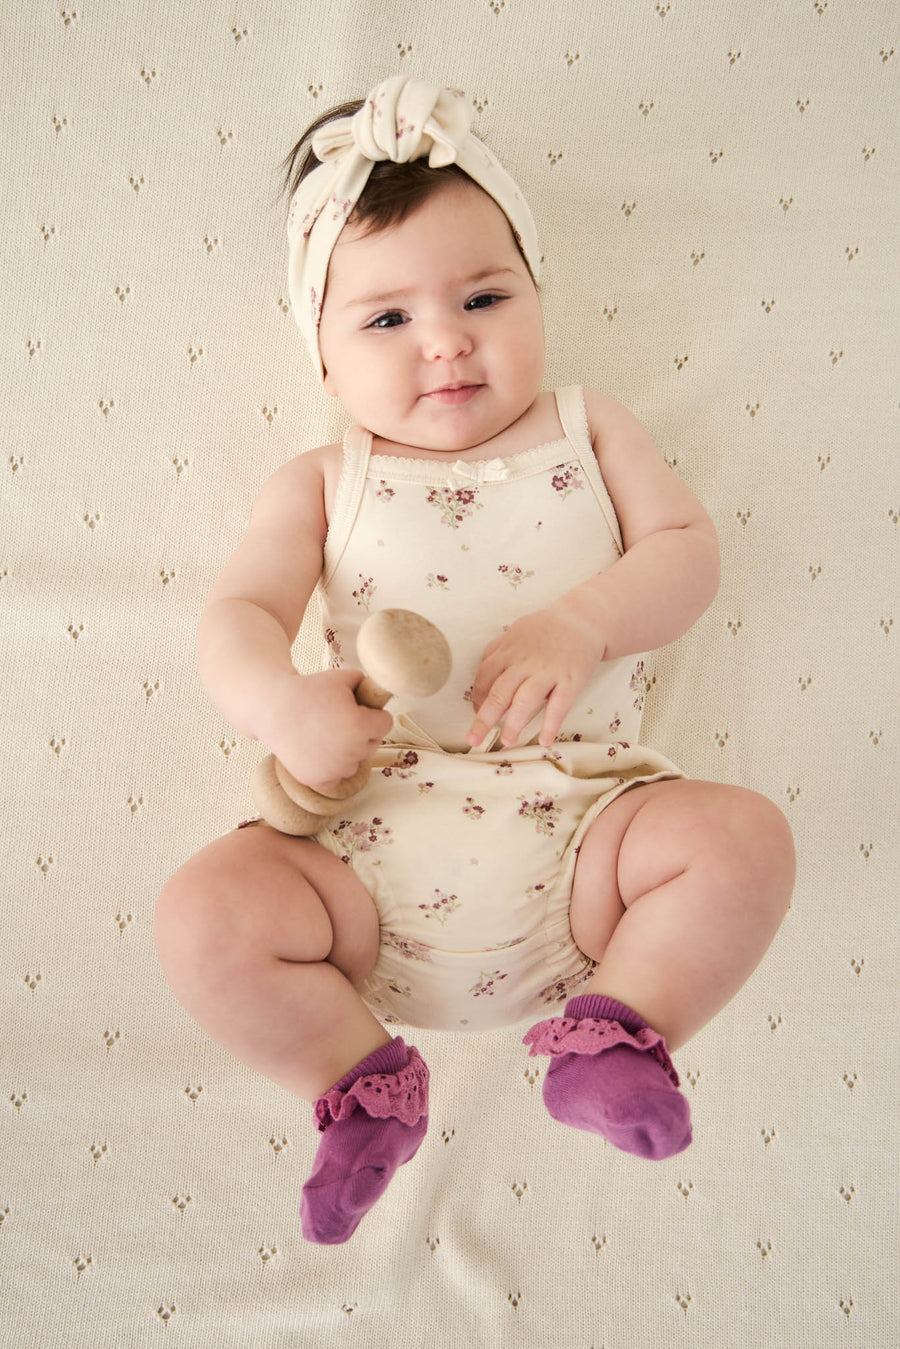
[467,669,521,745]
[498,678,553,748]
[470,653,505,715]
[358,705,394,741]
[478,631,504,662]
[537,685,572,747]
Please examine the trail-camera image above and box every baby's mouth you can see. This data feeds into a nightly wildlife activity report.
[423,383,483,405]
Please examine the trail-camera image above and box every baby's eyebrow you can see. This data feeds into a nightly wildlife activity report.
[345,267,518,309]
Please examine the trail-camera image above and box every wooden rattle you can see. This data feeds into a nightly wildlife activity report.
[250,608,452,835]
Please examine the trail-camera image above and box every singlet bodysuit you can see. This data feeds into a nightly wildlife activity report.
[314,386,683,1033]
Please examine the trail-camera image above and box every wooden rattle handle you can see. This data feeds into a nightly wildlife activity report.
[250,609,451,835]
[354,675,392,711]
[271,674,392,811]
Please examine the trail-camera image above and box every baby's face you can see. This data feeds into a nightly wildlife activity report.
[318,179,544,453]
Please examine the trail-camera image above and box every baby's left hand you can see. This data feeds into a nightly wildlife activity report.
[467,605,607,749]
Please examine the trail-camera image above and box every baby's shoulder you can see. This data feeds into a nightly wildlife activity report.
[251,441,342,527]
[579,388,645,440]
[578,388,660,464]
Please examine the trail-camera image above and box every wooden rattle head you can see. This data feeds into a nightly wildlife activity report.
[356,608,452,701]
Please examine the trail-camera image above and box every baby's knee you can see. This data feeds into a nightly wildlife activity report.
[721,788,795,913]
[154,862,213,982]
[154,845,250,983]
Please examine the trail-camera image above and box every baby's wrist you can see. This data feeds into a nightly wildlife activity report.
[552,590,609,662]
[252,669,305,747]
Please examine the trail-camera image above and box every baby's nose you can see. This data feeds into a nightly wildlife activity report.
[422,319,473,361]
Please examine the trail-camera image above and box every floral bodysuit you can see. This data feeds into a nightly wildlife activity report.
[313,385,683,1032]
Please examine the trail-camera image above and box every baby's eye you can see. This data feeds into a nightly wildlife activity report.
[367,311,407,330]
[465,293,504,311]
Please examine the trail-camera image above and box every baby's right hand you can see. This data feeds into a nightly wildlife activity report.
[261,669,393,794]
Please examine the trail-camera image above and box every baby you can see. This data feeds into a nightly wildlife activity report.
[154,77,795,1245]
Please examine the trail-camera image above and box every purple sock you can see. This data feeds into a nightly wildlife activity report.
[523,993,692,1160]
[300,1037,429,1244]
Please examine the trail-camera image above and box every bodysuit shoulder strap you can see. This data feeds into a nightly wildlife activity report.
[553,386,624,556]
[321,422,373,588]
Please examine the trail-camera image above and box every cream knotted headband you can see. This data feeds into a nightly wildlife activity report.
[287,76,541,383]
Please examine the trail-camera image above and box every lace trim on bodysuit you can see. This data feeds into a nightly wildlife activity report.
[368,436,566,477]
[321,386,625,586]
[522,1015,680,1088]
[313,1045,431,1132]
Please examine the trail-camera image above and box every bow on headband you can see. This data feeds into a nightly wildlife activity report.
[287,76,541,382]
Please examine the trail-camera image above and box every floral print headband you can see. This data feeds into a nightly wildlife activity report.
[287,75,542,382]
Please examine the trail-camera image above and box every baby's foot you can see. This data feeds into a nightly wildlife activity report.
[523,994,691,1160]
[300,1038,429,1244]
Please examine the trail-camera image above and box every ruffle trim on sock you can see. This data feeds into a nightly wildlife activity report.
[522,1016,680,1089]
[313,1046,430,1132]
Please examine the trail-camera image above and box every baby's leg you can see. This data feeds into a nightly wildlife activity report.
[569,779,795,1050]
[154,825,430,1243]
[526,779,794,1159]
[154,823,392,1100]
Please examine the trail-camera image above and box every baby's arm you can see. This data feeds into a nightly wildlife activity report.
[468,391,720,748]
[196,447,392,791]
[558,389,720,658]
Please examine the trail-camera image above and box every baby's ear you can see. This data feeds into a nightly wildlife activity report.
[322,368,337,396]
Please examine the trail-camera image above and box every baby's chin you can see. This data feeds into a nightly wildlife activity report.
[371,433,484,456]
[390,402,523,454]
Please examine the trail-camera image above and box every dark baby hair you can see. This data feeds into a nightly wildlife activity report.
[276,97,471,239]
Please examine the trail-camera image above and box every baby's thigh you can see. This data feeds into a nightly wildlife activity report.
[568,781,678,962]
[569,778,792,963]
[155,823,381,990]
